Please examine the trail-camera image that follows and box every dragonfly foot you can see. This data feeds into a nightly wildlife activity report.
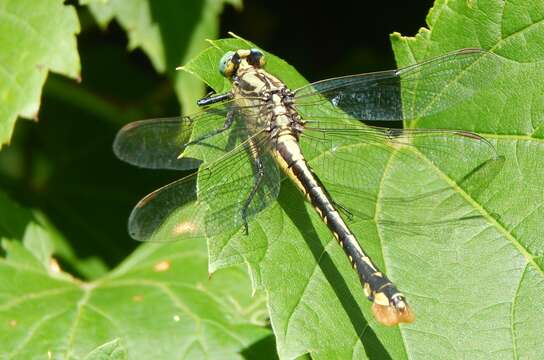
[243,221,249,235]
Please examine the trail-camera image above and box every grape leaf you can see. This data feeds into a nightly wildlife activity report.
[83,338,127,360]
[387,0,544,358]
[179,2,543,356]
[0,0,80,148]
[0,198,270,359]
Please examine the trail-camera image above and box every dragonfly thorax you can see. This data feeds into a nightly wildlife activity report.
[221,50,303,139]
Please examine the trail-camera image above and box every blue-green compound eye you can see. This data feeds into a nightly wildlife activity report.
[219,51,236,76]
[248,48,265,67]
[250,48,263,57]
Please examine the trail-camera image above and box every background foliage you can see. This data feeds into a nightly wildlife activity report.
[0,0,542,359]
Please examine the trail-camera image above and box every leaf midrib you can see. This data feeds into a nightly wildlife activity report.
[307,133,542,277]
[415,146,542,277]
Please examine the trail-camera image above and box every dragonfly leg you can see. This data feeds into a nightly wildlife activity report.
[185,110,236,147]
[197,92,232,106]
[333,201,354,221]
[240,155,265,235]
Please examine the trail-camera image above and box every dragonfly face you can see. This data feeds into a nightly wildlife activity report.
[219,49,266,78]
[114,46,503,326]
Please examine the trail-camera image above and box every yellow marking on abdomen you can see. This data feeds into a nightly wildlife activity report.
[272,134,308,195]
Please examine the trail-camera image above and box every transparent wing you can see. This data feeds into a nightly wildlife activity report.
[113,99,262,170]
[294,48,501,122]
[114,116,203,170]
[128,130,282,242]
[300,119,503,232]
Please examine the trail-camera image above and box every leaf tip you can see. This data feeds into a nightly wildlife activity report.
[390,31,403,41]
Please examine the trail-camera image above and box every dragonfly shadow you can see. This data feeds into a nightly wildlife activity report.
[278,182,392,360]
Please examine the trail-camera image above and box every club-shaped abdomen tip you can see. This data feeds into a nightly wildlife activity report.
[372,302,415,326]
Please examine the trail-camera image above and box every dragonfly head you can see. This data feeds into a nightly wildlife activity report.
[219,49,266,78]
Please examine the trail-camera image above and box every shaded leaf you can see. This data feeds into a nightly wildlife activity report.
[22,222,54,268]
[85,0,242,115]
[0,190,108,279]
[0,202,270,359]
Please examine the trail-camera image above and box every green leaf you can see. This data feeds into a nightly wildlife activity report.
[177,37,416,358]
[389,0,544,358]
[0,191,61,272]
[180,5,543,356]
[85,0,241,115]
[0,204,270,359]
[84,338,127,360]
[22,222,54,268]
[0,190,108,279]
[0,0,80,147]
[0,190,38,240]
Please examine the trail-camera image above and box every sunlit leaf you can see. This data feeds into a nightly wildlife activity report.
[387,0,544,358]
[83,338,127,360]
[179,2,544,355]
[0,0,80,147]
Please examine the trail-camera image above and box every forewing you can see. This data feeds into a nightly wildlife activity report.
[114,100,251,170]
[128,131,281,242]
[294,49,501,122]
[114,117,202,170]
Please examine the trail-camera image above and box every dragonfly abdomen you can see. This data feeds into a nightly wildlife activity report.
[274,134,414,326]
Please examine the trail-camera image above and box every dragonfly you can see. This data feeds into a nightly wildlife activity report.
[114,47,501,326]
